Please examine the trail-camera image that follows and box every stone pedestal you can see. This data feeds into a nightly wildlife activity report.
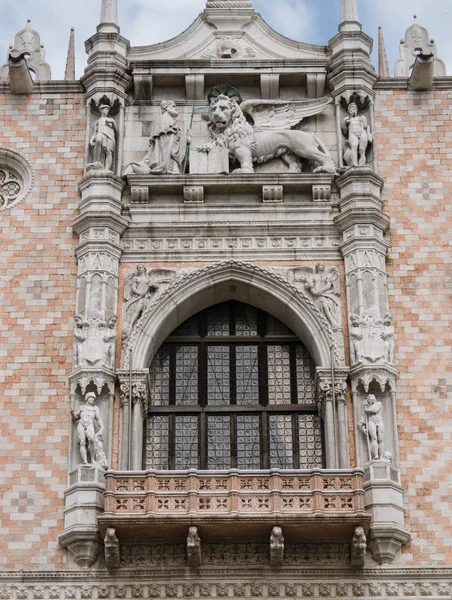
[58,466,106,567]
[189,146,229,174]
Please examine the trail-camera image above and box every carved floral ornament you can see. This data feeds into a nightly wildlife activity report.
[0,147,34,211]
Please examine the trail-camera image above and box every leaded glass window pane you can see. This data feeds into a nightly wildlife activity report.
[207,346,230,405]
[146,416,169,469]
[237,415,261,469]
[268,345,291,405]
[175,346,198,405]
[298,414,323,469]
[149,346,170,406]
[235,304,258,336]
[175,416,198,469]
[296,346,316,405]
[207,304,230,337]
[236,345,259,405]
[267,314,291,336]
[207,416,231,469]
[172,316,198,337]
[269,415,294,469]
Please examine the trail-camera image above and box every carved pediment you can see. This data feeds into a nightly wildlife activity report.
[128,13,328,62]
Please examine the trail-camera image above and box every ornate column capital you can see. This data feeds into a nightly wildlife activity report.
[316,368,349,415]
[117,370,149,417]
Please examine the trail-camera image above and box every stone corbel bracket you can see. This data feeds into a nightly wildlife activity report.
[187,526,202,568]
[350,525,367,568]
[270,526,284,568]
[104,527,120,569]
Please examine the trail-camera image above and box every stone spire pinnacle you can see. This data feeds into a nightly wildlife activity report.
[378,26,390,77]
[206,0,252,7]
[99,0,119,32]
[339,0,361,33]
[64,28,75,81]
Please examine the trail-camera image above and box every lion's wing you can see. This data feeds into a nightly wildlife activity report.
[241,97,333,130]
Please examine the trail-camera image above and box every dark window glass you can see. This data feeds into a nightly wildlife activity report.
[146,301,323,470]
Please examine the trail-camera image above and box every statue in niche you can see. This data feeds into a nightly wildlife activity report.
[123,266,177,339]
[71,392,108,469]
[197,94,336,174]
[123,101,188,176]
[293,263,341,329]
[342,101,373,167]
[88,104,118,172]
[381,312,395,364]
[359,394,385,461]
[350,313,363,365]
[73,311,117,370]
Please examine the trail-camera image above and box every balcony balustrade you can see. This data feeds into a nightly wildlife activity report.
[99,469,370,543]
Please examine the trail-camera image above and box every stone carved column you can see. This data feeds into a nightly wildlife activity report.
[316,368,349,469]
[334,167,410,563]
[118,371,149,471]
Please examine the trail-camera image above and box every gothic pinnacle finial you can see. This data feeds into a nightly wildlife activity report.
[99,0,119,32]
[378,26,390,77]
[64,28,75,81]
[339,0,361,33]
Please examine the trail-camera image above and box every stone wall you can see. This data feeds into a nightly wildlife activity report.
[0,91,85,569]
[375,88,452,565]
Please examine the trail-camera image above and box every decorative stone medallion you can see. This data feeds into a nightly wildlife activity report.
[0,147,34,211]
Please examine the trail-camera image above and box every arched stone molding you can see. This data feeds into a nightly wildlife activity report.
[123,260,342,371]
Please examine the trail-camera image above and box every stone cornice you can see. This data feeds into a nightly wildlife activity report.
[0,81,84,95]
[375,76,452,90]
[334,209,390,234]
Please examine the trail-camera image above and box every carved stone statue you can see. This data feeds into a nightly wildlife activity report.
[350,313,363,365]
[198,94,336,174]
[71,392,108,469]
[359,394,385,461]
[73,311,117,370]
[270,526,284,567]
[88,104,117,172]
[381,312,395,364]
[342,101,372,167]
[123,101,188,176]
[294,263,341,329]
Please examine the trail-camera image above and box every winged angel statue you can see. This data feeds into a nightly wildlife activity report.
[122,265,177,340]
[292,263,341,330]
[198,95,336,174]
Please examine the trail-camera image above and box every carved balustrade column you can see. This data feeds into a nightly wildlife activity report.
[117,371,150,471]
[316,368,349,469]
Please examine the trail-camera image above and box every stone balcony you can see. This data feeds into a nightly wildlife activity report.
[98,469,370,543]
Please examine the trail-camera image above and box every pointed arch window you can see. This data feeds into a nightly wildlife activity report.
[146,301,323,471]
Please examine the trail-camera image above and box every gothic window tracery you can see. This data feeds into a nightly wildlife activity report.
[146,301,323,471]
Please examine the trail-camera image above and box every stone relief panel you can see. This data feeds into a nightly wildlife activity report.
[122,265,178,342]
[5,579,449,599]
[74,312,117,370]
[201,36,257,59]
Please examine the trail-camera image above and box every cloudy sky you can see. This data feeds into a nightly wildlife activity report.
[1,0,451,79]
